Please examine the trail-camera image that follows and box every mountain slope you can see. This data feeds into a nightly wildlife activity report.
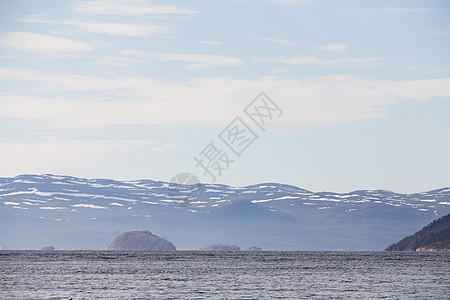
[385,213,450,251]
[1,174,449,250]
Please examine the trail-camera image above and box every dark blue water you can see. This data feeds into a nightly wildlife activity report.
[0,251,448,299]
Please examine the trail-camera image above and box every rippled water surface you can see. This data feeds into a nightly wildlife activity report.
[0,251,448,299]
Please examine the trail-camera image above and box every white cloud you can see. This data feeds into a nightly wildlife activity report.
[199,41,223,46]
[119,49,244,68]
[276,55,384,66]
[0,32,93,53]
[118,49,147,57]
[260,0,310,5]
[257,37,299,46]
[73,0,198,15]
[1,67,450,128]
[95,56,137,67]
[154,53,244,68]
[164,143,176,148]
[408,66,423,72]
[257,39,349,53]
[63,20,171,37]
[151,147,167,153]
[316,43,349,53]
[151,142,176,153]
[17,14,56,24]
[0,55,20,59]
[383,7,429,13]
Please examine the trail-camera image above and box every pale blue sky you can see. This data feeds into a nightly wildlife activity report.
[0,0,449,193]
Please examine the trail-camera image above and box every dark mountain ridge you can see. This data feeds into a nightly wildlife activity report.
[385,213,450,251]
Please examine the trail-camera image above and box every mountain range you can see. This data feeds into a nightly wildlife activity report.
[1,174,449,250]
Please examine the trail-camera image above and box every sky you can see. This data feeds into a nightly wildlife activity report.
[0,0,449,193]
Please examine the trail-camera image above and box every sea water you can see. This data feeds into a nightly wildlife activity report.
[0,251,448,299]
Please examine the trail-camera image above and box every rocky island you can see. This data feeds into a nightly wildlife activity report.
[108,230,176,251]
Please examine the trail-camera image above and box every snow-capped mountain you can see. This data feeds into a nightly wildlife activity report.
[1,174,449,250]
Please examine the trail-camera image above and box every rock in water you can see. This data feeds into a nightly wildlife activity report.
[42,246,55,251]
[415,240,450,252]
[245,246,262,251]
[108,231,176,251]
[199,244,241,251]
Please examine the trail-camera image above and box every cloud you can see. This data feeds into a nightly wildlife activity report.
[316,43,349,53]
[150,142,176,153]
[119,49,244,68]
[63,20,171,37]
[383,7,429,13]
[257,37,299,46]
[17,12,173,38]
[256,39,349,54]
[259,0,310,5]
[199,41,223,46]
[0,55,20,59]
[164,142,176,148]
[17,14,56,24]
[118,49,147,57]
[151,147,167,153]
[1,67,450,128]
[94,56,137,67]
[408,66,423,72]
[154,53,244,68]
[0,32,93,53]
[73,0,198,15]
[276,55,384,66]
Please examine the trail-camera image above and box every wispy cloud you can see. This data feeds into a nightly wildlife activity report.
[17,14,56,24]
[63,20,171,37]
[259,0,310,5]
[199,41,223,46]
[276,55,383,66]
[154,53,244,68]
[73,0,198,15]
[94,56,137,67]
[119,49,244,68]
[316,43,349,53]
[151,147,167,153]
[257,37,299,46]
[0,32,93,53]
[257,39,350,54]
[383,7,430,13]
[1,67,450,128]
[118,49,147,57]
[17,14,171,38]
